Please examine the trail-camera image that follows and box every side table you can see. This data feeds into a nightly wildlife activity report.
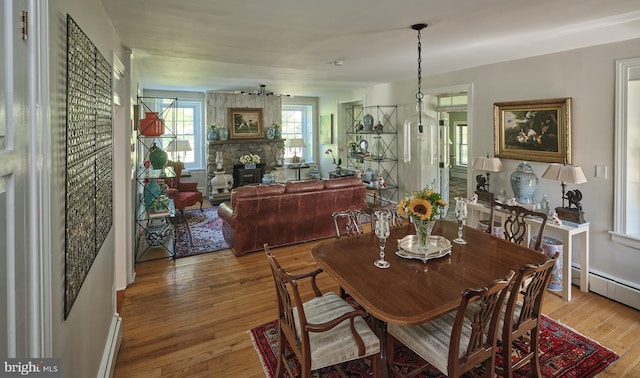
[288,164,309,181]
[467,202,589,301]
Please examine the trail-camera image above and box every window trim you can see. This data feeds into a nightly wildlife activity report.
[612,57,640,248]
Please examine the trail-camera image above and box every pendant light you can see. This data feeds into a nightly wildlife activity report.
[412,23,428,140]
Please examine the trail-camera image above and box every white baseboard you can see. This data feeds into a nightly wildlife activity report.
[572,266,640,310]
[98,313,122,378]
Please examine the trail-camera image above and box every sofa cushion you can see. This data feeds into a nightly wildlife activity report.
[323,176,364,189]
[285,180,325,194]
[232,183,286,200]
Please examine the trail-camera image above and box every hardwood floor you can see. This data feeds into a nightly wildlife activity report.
[115,234,640,377]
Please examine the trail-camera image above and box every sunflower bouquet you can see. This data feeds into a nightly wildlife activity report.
[397,186,448,249]
[397,187,448,222]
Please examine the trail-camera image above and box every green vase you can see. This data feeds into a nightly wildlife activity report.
[149,143,167,169]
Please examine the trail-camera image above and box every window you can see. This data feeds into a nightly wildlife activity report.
[455,122,468,166]
[160,99,203,170]
[282,104,313,162]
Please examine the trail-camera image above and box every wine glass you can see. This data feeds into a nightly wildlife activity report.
[374,210,391,268]
[453,197,468,245]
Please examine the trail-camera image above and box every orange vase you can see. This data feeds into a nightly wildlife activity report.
[139,112,164,136]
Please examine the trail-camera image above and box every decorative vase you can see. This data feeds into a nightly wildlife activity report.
[262,173,275,185]
[145,219,170,246]
[139,112,164,136]
[335,166,342,175]
[208,128,219,141]
[370,136,385,160]
[413,219,436,252]
[148,143,167,169]
[510,161,538,204]
[218,127,228,141]
[144,179,161,209]
[364,168,375,182]
[215,151,224,170]
[244,163,256,169]
[265,127,275,139]
[273,127,282,139]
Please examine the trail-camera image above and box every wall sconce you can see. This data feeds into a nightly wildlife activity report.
[542,163,587,223]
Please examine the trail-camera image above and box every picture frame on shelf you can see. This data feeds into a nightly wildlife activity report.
[494,97,572,164]
[319,114,334,144]
[228,107,263,139]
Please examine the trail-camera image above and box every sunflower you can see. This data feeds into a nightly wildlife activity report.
[397,199,408,216]
[408,198,433,220]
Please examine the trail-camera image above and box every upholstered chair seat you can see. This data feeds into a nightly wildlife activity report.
[386,272,514,377]
[293,292,380,370]
[264,244,380,378]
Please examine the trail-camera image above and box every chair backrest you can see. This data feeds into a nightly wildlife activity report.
[490,200,548,251]
[264,244,323,374]
[448,270,515,377]
[500,253,558,376]
[332,209,364,238]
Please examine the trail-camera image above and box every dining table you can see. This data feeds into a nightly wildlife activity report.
[311,219,547,378]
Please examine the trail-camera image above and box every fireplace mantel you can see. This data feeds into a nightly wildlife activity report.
[209,138,285,145]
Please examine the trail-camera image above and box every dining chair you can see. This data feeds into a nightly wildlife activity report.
[386,271,515,378]
[332,209,364,238]
[263,244,381,378]
[498,253,558,378]
[490,200,548,251]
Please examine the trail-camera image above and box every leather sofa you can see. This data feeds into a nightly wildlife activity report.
[218,176,366,256]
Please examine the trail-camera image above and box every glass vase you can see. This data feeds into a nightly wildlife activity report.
[370,136,385,160]
[413,219,436,252]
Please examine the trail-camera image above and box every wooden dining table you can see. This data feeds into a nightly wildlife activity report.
[311,219,547,377]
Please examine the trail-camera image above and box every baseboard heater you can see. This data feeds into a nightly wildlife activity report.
[98,313,122,377]
[571,263,640,310]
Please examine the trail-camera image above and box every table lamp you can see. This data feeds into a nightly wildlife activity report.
[472,156,503,202]
[166,139,192,173]
[287,138,306,164]
[542,163,587,223]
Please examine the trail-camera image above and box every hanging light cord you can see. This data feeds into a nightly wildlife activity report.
[411,23,428,135]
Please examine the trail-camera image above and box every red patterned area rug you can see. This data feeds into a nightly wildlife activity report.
[174,207,229,258]
[249,314,618,377]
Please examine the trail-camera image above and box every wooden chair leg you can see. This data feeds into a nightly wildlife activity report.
[274,325,285,378]
[502,341,514,378]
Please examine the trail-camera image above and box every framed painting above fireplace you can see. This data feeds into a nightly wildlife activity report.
[228,108,264,139]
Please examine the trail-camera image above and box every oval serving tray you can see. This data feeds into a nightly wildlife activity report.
[396,235,451,261]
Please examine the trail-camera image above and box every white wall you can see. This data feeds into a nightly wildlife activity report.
[342,39,640,298]
[49,0,126,375]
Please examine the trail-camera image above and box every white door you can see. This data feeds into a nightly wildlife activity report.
[0,1,51,357]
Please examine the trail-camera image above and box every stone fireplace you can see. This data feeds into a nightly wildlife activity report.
[207,139,285,195]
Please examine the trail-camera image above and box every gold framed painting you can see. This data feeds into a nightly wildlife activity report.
[494,97,572,164]
[228,107,264,139]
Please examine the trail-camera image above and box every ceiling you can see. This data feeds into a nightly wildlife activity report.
[102,0,640,97]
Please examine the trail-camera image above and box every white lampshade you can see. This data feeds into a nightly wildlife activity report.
[472,156,504,172]
[287,138,306,148]
[542,164,587,184]
[166,139,192,152]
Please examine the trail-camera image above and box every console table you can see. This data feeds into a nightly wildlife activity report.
[467,202,589,301]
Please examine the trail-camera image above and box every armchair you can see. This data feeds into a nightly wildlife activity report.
[167,161,203,216]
